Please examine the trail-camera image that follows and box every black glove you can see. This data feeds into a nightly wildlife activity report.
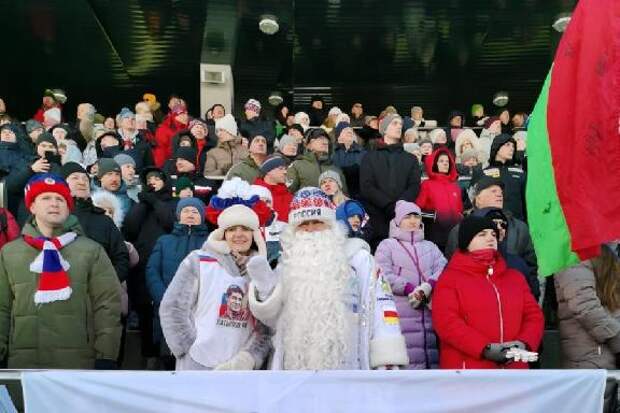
[138,190,158,206]
[482,343,509,364]
[94,359,118,370]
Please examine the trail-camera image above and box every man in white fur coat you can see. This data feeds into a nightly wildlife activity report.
[248,187,409,370]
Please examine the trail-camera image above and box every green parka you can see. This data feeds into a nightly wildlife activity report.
[0,215,122,368]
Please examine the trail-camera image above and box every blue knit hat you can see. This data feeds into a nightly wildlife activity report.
[260,155,287,176]
[176,197,206,223]
[117,107,135,120]
[334,122,352,139]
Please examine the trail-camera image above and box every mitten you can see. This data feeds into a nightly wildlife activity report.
[247,255,277,300]
[407,282,432,309]
[214,351,255,371]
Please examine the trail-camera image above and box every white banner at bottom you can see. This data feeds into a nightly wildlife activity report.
[21,369,605,413]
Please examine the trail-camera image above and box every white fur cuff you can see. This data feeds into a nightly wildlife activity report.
[369,335,409,368]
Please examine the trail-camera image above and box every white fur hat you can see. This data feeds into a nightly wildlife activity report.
[217,204,259,232]
[215,114,238,137]
[208,204,267,257]
[429,128,447,144]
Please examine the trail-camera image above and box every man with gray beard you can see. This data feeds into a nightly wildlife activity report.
[248,187,408,370]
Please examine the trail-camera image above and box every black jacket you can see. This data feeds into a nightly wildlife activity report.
[480,134,526,220]
[73,198,130,282]
[122,186,176,267]
[359,143,421,245]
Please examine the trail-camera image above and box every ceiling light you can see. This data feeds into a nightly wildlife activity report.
[268,91,283,106]
[259,15,279,35]
[493,91,509,107]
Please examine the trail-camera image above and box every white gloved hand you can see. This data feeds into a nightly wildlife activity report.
[407,282,432,309]
[505,348,538,363]
[246,255,277,300]
[214,351,255,371]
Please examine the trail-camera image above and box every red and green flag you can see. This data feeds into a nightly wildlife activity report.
[526,0,620,276]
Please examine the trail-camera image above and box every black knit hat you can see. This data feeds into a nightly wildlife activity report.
[306,128,329,143]
[458,215,498,251]
[175,146,197,164]
[36,132,58,148]
[287,124,304,136]
[61,162,87,179]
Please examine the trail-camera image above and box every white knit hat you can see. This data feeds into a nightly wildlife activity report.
[288,187,336,227]
[328,107,342,116]
[44,108,61,123]
[215,114,238,136]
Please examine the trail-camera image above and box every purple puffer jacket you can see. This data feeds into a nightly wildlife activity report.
[375,217,447,369]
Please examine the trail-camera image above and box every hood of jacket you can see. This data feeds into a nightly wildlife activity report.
[454,131,481,159]
[424,146,458,182]
[489,133,517,166]
[447,110,465,128]
[171,130,196,153]
[446,249,508,278]
[388,219,425,243]
[95,131,122,158]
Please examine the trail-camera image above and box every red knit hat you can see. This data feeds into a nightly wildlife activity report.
[24,173,74,211]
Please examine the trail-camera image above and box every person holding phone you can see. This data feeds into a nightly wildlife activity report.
[5,132,63,225]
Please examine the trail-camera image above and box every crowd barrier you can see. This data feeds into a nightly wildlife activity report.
[0,369,607,412]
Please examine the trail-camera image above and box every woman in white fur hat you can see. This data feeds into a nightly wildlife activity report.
[159,204,271,370]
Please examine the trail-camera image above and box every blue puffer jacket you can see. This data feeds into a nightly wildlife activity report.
[331,142,366,199]
[146,222,209,351]
[146,222,210,306]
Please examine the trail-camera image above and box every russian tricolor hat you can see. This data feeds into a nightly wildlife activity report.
[24,173,74,211]
[288,187,336,227]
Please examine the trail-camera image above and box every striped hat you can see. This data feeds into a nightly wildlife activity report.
[288,187,336,227]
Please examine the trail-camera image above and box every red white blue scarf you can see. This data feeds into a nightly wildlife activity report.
[23,232,77,304]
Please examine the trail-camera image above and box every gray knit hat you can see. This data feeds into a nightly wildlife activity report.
[379,114,402,136]
[113,153,136,168]
[318,170,343,189]
[25,119,44,134]
[278,134,297,148]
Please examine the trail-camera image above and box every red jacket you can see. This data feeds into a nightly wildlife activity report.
[253,178,292,223]
[416,147,463,224]
[432,250,544,369]
[0,209,20,250]
[153,115,188,167]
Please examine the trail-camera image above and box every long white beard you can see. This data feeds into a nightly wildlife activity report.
[278,224,353,370]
